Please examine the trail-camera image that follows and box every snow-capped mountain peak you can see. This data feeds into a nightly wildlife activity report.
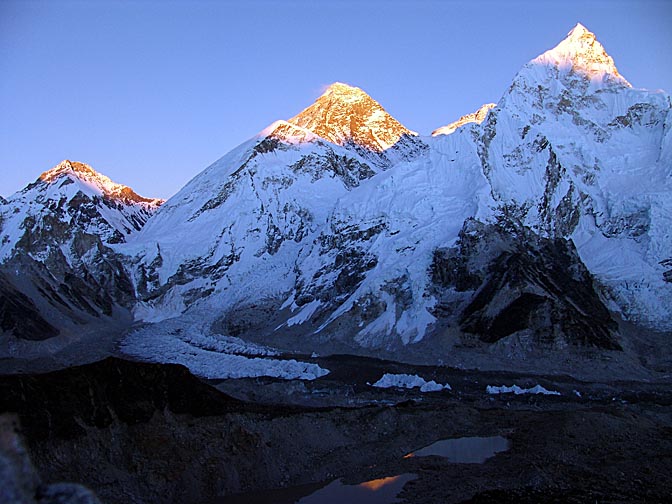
[566,22,591,39]
[532,22,630,88]
[39,159,163,206]
[317,82,371,104]
[0,160,164,265]
[288,82,416,152]
[39,159,90,179]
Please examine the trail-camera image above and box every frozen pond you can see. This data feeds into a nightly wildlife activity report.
[405,436,510,463]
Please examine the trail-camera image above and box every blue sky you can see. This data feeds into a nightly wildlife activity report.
[1,0,670,199]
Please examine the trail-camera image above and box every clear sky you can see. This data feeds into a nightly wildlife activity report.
[1,0,670,199]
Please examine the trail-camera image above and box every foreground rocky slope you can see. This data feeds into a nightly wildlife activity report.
[0,414,102,504]
[1,356,670,503]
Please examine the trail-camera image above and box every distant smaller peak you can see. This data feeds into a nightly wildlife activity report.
[37,160,163,206]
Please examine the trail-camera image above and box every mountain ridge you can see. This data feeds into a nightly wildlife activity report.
[2,24,670,379]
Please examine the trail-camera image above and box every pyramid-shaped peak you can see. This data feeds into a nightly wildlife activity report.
[532,23,630,88]
[551,23,605,57]
[566,22,592,40]
[289,83,414,152]
[556,22,603,55]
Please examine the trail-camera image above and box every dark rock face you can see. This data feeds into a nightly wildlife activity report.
[0,357,249,441]
[290,149,376,190]
[0,186,140,341]
[0,273,59,340]
[661,258,672,283]
[460,242,620,349]
[10,210,137,313]
[431,218,620,350]
[0,359,267,503]
[0,246,134,340]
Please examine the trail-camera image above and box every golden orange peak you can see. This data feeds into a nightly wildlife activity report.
[323,82,365,95]
[39,160,96,183]
[37,160,164,206]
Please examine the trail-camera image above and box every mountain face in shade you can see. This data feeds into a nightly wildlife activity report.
[2,25,671,371]
[477,24,671,331]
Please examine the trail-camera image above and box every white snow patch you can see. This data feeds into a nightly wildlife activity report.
[486,384,560,396]
[286,299,322,327]
[372,373,451,392]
